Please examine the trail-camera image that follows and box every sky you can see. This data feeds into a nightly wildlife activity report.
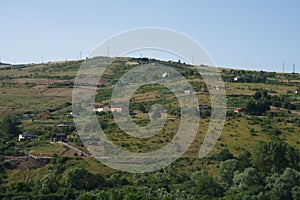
[1,0,299,72]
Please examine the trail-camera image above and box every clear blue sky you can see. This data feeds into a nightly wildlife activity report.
[1,0,299,72]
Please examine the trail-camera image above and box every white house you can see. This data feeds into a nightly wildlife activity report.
[233,76,241,81]
[92,107,104,112]
[92,106,109,112]
[162,72,169,78]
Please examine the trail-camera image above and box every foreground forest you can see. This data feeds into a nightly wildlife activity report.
[0,57,299,199]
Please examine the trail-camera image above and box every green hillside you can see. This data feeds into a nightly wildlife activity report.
[0,57,299,199]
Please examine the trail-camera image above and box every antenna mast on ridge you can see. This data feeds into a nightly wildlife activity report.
[292,63,295,73]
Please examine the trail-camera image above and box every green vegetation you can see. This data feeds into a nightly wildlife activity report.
[0,57,299,199]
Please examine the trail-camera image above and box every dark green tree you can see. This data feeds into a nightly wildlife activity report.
[0,115,21,139]
[8,181,31,193]
[254,91,262,100]
[265,168,300,200]
[218,159,239,185]
[63,167,104,191]
[238,150,251,170]
[251,141,295,174]
[233,167,261,189]
[191,171,223,197]
[138,104,146,113]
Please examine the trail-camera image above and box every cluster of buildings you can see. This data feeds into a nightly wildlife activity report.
[19,110,77,142]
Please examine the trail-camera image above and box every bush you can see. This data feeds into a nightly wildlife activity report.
[218,159,239,184]
[251,141,299,174]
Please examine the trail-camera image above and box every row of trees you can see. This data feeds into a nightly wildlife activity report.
[223,70,268,83]
[245,90,299,116]
[245,91,271,115]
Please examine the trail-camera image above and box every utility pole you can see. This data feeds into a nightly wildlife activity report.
[292,63,295,73]
[283,62,285,73]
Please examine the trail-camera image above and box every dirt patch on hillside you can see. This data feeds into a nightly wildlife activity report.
[42,88,73,97]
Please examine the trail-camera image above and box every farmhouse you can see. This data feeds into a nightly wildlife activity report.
[92,105,109,112]
[110,105,124,112]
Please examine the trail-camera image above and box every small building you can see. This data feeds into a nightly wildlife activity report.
[92,106,104,112]
[57,122,75,127]
[92,105,109,112]
[233,107,244,113]
[184,90,194,95]
[233,76,241,82]
[18,133,37,141]
[295,88,300,94]
[110,105,124,112]
[162,72,169,78]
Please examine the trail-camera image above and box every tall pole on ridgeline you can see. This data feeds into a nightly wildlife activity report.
[292,63,295,73]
